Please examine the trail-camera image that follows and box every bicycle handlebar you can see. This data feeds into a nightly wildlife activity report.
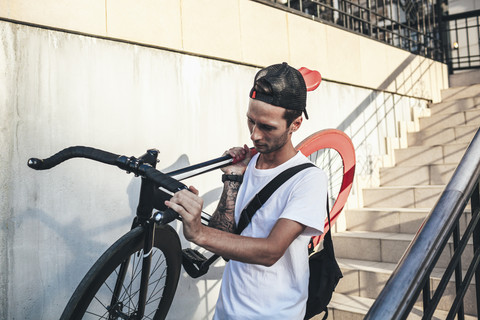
[28,146,189,224]
[27,145,254,225]
[27,146,119,170]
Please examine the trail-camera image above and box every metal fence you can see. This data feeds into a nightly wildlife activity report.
[256,0,446,62]
[443,9,480,72]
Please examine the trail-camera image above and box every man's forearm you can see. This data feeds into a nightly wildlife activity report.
[195,218,306,266]
[208,180,241,233]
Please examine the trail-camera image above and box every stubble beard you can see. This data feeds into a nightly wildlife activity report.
[254,130,290,155]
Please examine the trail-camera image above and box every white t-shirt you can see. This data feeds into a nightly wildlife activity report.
[213,151,328,320]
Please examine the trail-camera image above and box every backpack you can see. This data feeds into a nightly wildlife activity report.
[304,207,343,319]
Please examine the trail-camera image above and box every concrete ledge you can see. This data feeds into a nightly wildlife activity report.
[0,0,448,102]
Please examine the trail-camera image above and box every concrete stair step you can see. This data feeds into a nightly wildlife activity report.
[328,293,477,320]
[429,97,480,115]
[441,83,480,101]
[394,143,468,166]
[333,231,416,264]
[449,69,480,87]
[345,208,471,234]
[330,260,478,318]
[332,231,474,269]
[380,164,456,186]
[407,125,478,147]
[363,185,444,208]
[345,208,429,233]
[419,109,480,131]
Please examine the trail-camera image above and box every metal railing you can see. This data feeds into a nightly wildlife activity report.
[255,0,446,62]
[365,128,480,319]
[442,9,480,73]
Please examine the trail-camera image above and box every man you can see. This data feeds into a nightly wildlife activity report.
[166,62,328,319]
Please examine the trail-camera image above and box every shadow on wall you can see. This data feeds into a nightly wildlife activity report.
[337,54,439,190]
[15,207,132,318]
[16,151,228,319]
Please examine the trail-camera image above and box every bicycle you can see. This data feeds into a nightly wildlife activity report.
[27,128,355,319]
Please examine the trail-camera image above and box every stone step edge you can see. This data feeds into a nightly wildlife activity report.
[396,141,470,151]
[420,107,480,118]
[346,207,432,213]
[332,230,474,244]
[337,258,473,282]
[329,293,478,319]
[363,185,445,191]
[441,83,480,102]
[345,207,471,215]
[408,123,479,135]
[428,96,479,107]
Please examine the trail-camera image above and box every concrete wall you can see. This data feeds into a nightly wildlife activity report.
[0,0,448,102]
[0,1,449,319]
[1,20,433,319]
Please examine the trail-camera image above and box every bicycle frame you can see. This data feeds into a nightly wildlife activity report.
[102,149,233,318]
[27,127,355,319]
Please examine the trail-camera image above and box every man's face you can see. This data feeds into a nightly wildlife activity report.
[246,99,291,154]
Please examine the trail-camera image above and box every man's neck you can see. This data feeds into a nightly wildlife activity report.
[255,142,297,170]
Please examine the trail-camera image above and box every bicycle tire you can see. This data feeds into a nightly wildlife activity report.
[295,129,356,246]
[61,224,182,320]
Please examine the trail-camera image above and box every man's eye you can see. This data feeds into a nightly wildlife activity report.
[261,125,275,131]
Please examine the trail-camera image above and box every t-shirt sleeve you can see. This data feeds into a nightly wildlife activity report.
[280,167,328,237]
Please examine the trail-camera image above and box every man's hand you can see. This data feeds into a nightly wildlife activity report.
[221,144,253,175]
[165,186,205,244]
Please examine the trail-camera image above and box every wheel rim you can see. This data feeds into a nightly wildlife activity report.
[83,247,169,319]
[296,129,356,247]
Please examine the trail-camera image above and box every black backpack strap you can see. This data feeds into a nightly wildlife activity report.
[308,194,331,254]
[323,196,335,257]
[235,162,316,235]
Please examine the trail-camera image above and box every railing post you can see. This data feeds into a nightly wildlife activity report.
[472,181,480,318]
[366,0,372,37]
[436,0,453,72]
[422,279,431,312]
[453,222,465,320]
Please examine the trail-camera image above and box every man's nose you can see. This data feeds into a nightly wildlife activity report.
[250,125,262,141]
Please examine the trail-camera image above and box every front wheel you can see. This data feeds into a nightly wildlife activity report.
[61,224,182,320]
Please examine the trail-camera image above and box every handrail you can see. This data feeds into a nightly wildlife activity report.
[365,127,480,319]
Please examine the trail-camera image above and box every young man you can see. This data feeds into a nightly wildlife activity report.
[166,62,328,319]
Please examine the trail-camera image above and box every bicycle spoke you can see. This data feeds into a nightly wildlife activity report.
[84,309,109,319]
[308,148,343,208]
[61,225,181,320]
[146,268,167,305]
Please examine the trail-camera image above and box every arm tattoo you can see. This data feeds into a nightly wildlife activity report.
[208,181,241,233]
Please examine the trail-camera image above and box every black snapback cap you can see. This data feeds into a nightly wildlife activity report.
[249,62,308,119]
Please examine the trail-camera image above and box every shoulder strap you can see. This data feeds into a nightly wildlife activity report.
[308,194,333,255]
[235,162,316,235]
[322,196,336,256]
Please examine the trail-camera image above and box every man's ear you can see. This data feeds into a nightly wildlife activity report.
[289,116,303,133]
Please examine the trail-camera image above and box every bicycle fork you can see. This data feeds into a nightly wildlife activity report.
[108,149,160,319]
[107,219,155,320]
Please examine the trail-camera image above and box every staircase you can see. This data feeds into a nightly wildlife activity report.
[325,74,480,319]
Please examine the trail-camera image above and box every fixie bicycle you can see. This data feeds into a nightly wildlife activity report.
[27,128,355,320]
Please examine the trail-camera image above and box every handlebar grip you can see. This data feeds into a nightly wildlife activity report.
[28,146,119,170]
[142,165,188,193]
